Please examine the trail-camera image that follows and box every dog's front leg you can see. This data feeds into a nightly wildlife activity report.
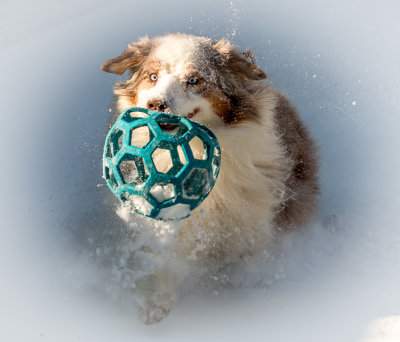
[134,267,183,324]
[116,208,192,324]
[136,270,179,324]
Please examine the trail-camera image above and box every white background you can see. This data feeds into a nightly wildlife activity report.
[1,0,399,341]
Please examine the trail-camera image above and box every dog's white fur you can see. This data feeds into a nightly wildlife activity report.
[101,33,318,324]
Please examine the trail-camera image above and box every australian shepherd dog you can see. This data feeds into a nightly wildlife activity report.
[101,33,319,324]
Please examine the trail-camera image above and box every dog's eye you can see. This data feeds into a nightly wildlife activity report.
[187,76,199,85]
[150,73,158,82]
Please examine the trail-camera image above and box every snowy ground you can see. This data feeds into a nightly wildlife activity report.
[1,0,400,341]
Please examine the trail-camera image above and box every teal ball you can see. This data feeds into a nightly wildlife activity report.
[103,107,221,220]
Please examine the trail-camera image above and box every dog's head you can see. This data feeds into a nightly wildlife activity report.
[101,34,266,127]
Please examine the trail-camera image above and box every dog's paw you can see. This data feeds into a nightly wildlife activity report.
[140,305,171,325]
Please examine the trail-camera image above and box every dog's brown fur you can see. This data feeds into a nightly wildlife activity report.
[273,92,319,228]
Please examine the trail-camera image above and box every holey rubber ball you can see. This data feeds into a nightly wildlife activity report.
[103,107,221,220]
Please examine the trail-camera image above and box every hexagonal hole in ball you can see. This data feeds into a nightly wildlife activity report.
[150,183,175,203]
[189,136,208,160]
[106,128,124,158]
[117,154,149,185]
[155,113,189,136]
[183,168,210,198]
[177,145,187,165]
[151,148,174,174]
[104,165,118,190]
[130,125,151,148]
[122,110,149,123]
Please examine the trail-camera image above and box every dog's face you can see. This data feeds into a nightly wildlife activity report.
[101,34,266,127]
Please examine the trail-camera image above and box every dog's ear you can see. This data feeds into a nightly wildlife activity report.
[214,38,267,81]
[100,37,152,75]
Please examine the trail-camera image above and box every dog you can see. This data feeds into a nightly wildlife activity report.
[100,33,319,324]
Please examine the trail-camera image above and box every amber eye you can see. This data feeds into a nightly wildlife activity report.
[150,73,158,82]
[187,76,199,85]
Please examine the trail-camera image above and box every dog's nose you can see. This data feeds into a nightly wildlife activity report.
[147,100,168,112]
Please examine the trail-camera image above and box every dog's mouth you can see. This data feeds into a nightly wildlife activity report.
[184,107,200,119]
[159,108,200,131]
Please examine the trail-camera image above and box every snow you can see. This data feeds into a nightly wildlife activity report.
[363,316,400,342]
[150,183,175,202]
[1,0,400,341]
[128,194,153,216]
[158,203,191,220]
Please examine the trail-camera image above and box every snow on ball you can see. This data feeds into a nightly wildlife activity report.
[103,107,221,220]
